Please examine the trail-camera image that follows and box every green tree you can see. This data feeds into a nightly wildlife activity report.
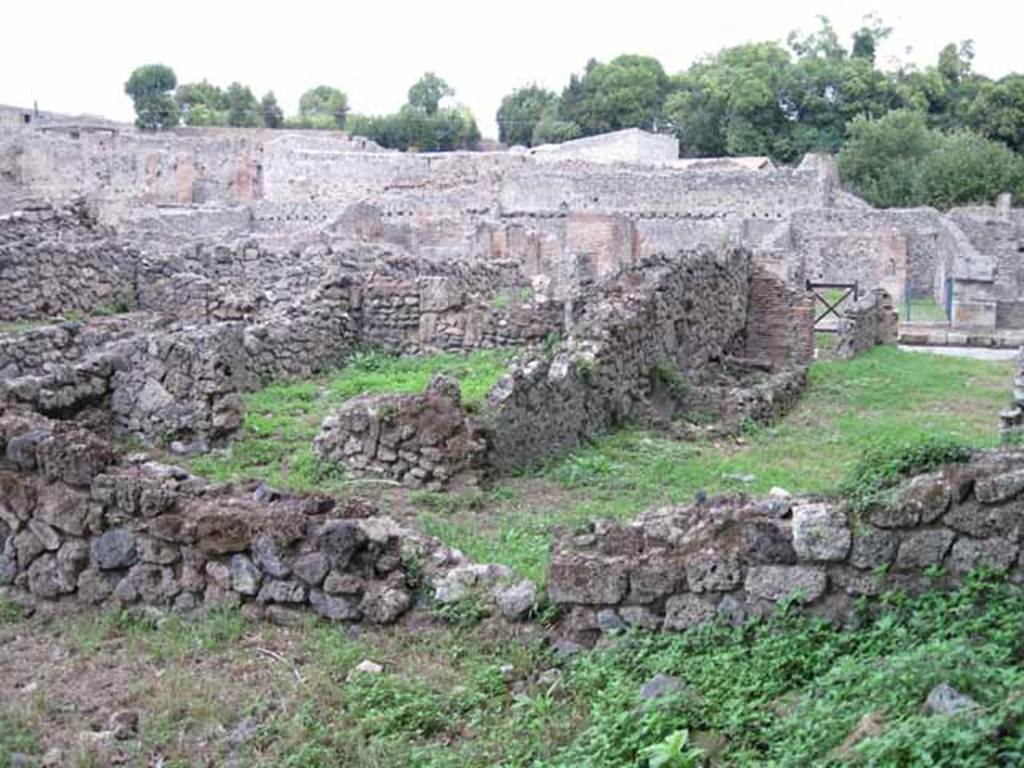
[175,80,228,126]
[531,107,582,146]
[838,109,1023,208]
[225,82,260,128]
[837,110,937,206]
[665,43,794,159]
[562,54,669,135]
[968,74,1024,152]
[407,72,453,116]
[917,129,1024,207]
[125,64,179,130]
[298,85,349,128]
[496,84,558,146]
[260,91,284,129]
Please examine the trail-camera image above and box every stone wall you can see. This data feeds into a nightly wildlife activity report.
[0,408,425,624]
[834,289,899,359]
[998,348,1024,442]
[0,314,160,380]
[314,375,488,489]
[483,246,800,472]
[0,405,538,625]
[528,128,680,164]
[312,245,814,484]
[0,201,138,321]
[548,451,1024,642]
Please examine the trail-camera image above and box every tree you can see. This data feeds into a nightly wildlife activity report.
[125,64,179,130]
[561,54,669,135]
[496,84,559,146]
[531,108,581,146]
[298,85,349,128]
[175,80,228,126]
[837,110,936,206]
[837,109,1024,208]
[225,82,260,128]
[407,72,453,116]
[665,43,794,159]
[261,91,284,129]
[917,129,1024,208]
[850,14,891,62]
[968,75,1024,152]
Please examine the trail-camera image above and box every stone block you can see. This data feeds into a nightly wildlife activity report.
[792,504,850,562]
[745,565,826,604]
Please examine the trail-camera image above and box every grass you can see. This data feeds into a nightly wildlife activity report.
[903,296,950,323]
[185,349,513,492]
[5,574,1020,766]
[0,319,49,334]
[61,606,249,662]
[419,346,1012,585]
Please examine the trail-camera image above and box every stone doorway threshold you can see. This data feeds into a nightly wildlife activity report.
[899,322,1024,350]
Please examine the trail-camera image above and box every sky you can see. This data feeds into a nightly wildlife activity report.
[3,0,1023,138]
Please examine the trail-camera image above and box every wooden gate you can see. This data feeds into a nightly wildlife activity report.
[806,280,859,333]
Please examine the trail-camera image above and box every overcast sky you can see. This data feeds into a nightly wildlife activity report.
[3,1,1023,138]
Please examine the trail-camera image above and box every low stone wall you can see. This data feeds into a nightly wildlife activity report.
[835,289,898,359]
[0,408,423,624]
[0,202,139,321]
[0,314,162,381]
[314,376,488,489]
[548,451,1024,643]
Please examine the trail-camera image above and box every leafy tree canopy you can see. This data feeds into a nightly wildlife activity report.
[125,64,179,131]
[298,85,349,128]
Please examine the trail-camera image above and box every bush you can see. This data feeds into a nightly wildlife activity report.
[840,434,973,512]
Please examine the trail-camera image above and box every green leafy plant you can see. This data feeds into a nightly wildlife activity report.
[840,433,972,512]
[640,729,706,768]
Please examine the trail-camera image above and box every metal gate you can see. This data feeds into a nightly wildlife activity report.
[806,280,859,333]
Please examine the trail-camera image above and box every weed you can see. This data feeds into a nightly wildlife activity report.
[639,729,706,768]
[650,361,689,400]
[840,433,972,513]
[0,598,25,625]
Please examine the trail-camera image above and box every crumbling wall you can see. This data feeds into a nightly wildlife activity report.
[791,209,907,300]
[314,375,488,489]
[834,289,899,359]
[484,247,757,471]
[0,409,421,624]
[0,202,138,321]
[548,452,1024,642]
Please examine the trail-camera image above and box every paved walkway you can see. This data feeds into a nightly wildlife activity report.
[898,345,1019,361]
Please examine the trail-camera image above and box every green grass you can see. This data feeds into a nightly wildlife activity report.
[186,349,513,491]
[6,575,1021,766]
[420,346,1012,585]
[903,296,949,323]
[61,606,249,662]
[0,319,49,334]
[7,575,1021,766]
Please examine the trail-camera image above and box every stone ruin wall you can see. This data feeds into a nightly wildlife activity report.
[0,408,441,626]
[834,289,899,359]
[6,121,1024,330]
[0,201,138,322]
[311,245,814,487]
[548,452,1024,642]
